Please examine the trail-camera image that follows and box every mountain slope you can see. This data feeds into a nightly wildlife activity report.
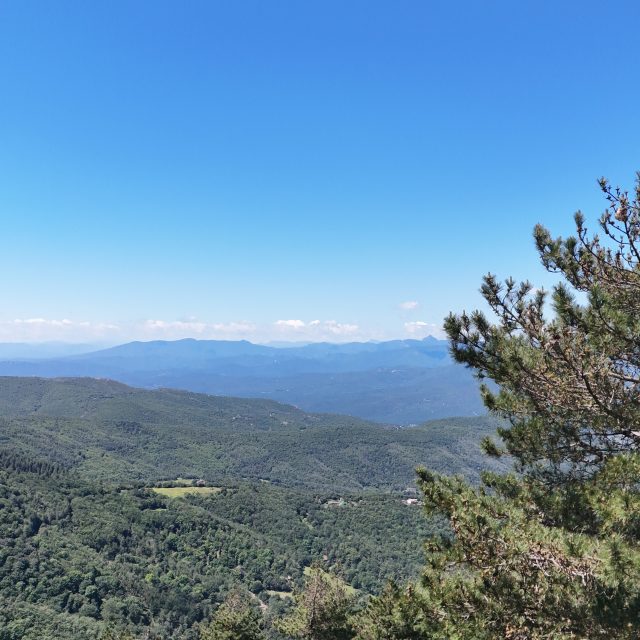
[151,365,485,424]
[0,338,485,423]
[65,337,452,373]
[0,376,504,489]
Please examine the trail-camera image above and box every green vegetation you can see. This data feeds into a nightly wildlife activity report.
[151,487,222,498]
[0,373,501,638]
[276,567,356,639]
[0,452,444,639]
[0,367,505,639]
[198,591,265,640]
[0,377,504,490]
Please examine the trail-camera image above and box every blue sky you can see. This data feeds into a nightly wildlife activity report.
[1,1,639,343]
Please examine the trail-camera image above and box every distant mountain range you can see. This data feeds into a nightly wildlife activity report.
[0,337,485,424]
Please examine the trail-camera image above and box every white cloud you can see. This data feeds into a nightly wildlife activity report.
[322,320,359,336]
[0,318,261,343]
[212,322,256,333]
[399,301,419,310]
[142,320,258,340]
[16,318,77,326]
[0,316,398,344]
[275,319,306,330]
[404,321,444,339]
[145,319,207,333]
[273,319,361,342]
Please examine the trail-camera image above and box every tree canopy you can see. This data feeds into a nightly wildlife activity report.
[354,175,640,638]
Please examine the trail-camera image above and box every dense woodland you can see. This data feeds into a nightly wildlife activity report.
[0,378,491,639]
[0,377,502,490]
[0,452,445,638]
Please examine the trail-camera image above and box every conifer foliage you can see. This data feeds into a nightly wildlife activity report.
[355,176,640,638]
[276,566,356,640]
[199,591,265,640]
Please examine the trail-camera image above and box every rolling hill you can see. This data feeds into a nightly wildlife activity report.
[0,376,503,490]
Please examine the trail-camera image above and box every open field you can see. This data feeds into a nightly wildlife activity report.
[151,486,222,498]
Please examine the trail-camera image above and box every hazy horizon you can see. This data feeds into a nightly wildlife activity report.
[0,333,447,351]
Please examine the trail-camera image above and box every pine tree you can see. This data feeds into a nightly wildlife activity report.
[353,582,428,640]
[198,591,265,640]
[276,565,356,640]
[355,175,640,638]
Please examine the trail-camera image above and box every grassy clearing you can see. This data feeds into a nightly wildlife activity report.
[152,486,222,498]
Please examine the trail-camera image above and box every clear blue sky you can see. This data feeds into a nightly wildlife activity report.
[1,1,639,343]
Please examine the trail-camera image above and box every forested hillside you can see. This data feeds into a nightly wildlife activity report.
[0,375,502,639]
[0,377,502,489]
[0,453,443,639]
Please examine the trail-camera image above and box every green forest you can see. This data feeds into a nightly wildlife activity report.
[0,452,446,638]
[0,380,494,639]
[0,377,503,490]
